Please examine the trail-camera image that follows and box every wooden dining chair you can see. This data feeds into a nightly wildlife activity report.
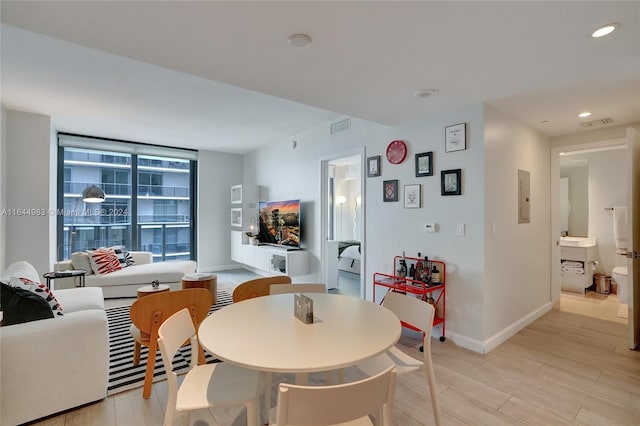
[232,275,292,302]
[271,365,397,426]
[129,288,213,399]
[158,308,260,426]
[269,283,326,295]
[356,291,442,425]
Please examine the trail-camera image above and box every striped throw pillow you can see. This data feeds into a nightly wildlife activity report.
[109,245,135,268]
[89,248,122,275]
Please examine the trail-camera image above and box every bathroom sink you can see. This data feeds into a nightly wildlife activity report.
[560,236,597,247]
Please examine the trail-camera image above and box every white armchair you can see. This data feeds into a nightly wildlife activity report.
[0,286,109,425]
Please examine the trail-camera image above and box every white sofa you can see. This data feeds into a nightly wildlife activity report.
[56,251,197,298]
[0,285,109,425]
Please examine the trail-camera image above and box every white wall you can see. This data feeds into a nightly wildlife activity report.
[0,105,7,271]
[5,110,56,275]
[483,105,551,345]
[197,149,243,271]
[246,105,493,345]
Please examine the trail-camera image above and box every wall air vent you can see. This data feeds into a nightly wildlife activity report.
[331,118,351,134]
[580,117,614,128]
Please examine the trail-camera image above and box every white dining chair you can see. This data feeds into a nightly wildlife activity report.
[269,283,327,295]
[356,291,442,426]
[157,308,260,426]
[271,365,397,426]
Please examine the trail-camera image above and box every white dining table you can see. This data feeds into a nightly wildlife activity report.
[198,292,401,419]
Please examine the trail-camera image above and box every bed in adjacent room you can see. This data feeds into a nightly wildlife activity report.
[338,240,361,274]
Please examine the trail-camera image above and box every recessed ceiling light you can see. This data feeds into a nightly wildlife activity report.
[288,33,312,48]
[592,23,618,38]
[413,89,437,98]
[578,112,592,118]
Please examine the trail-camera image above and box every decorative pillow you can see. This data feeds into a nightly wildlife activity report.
[0,282,54,326]
[88,248,122,275]
[109,245,135,267]
[1,261,40,284]
[71,251,94,274]
[8,277,64,317]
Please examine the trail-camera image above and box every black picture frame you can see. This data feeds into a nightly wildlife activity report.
[445,123,467,152]
[415,152,433,177]
[383,179,398,202]
[367,155,381,177]
[441,169,462,196]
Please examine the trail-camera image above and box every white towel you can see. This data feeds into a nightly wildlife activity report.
[613,206,628,250]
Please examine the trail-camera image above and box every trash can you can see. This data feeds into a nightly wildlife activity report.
[594,273,611,294]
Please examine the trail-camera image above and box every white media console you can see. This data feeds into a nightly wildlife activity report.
[231,231,309,276]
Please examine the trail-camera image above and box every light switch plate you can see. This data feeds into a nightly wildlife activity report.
[456,223,465,236]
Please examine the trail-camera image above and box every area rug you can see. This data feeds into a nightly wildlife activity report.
[106,290,233,396]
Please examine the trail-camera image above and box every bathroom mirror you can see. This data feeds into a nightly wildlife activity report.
[559,157,588,237]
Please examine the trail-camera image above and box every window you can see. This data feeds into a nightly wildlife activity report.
[57,136,197,261]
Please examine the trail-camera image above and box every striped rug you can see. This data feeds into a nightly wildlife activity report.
[106,290,233,396]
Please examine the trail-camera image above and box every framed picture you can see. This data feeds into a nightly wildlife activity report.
[441,169,462,196]
[404,184,421,208]
[415,152,433,177]
[367,155,381,177]
[383,179,398,202]
[445,123,466,152]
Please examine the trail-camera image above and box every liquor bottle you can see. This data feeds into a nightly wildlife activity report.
[420,256,430,284]
[431,264,440,284]
[415,253,423,281]
[409,263,416,281]
[397,258,407,278]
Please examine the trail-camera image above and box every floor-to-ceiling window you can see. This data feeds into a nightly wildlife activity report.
[57,134,197,262]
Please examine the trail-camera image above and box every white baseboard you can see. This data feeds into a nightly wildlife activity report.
[483,302,552,353]
[432,302,553,354]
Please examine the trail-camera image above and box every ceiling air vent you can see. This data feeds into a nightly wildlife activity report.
[580,117,614,128]
[331,118,350,134]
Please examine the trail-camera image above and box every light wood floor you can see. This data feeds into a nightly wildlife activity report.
[36,272,640,425]
[560,290,628,324]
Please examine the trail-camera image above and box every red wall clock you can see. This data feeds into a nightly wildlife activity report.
[386,140,407,164]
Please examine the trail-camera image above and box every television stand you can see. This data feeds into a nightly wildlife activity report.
[231,232,309,276]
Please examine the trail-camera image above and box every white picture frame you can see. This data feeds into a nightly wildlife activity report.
[404,184,421,208]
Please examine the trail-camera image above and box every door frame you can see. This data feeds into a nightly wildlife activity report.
[550,137,627,305]
[320,147,366,298]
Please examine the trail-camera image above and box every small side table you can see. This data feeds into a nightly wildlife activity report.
[182,274,217,304]
[43,270,87,290]
[137,284,170,298]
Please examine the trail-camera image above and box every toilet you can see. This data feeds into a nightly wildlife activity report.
[611,253,628,304]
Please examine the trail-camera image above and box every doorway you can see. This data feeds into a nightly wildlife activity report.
[552,139,628,325]
[320,151,365,298]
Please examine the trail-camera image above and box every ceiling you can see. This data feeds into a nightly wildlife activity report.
[1,1,639,154]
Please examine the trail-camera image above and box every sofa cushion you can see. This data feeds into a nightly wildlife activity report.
[1,260,40,283]
[71,251,93,273]
[54,287,105,313]
[88,248,122,275]
[0,282,54,326]
[84,260,196,287]
[9,277,64,317]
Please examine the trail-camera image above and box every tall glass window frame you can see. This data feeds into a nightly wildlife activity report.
[57,133,198,262]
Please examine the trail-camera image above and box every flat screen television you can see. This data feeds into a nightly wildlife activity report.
[258,199,301,248]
